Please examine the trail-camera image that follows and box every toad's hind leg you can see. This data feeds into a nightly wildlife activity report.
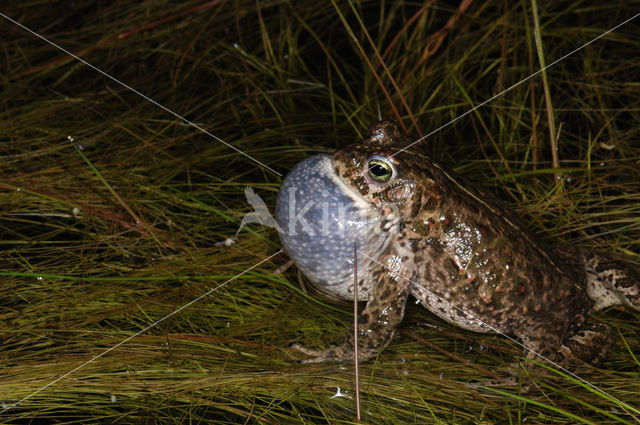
[471,325,612,390]
[558,323,612,365]
[584,251,640,312]
[469,332,562,390]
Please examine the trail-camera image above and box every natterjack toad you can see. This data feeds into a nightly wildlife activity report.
[276,121,640,364]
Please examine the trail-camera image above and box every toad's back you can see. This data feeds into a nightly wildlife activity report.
[398,158,592,347]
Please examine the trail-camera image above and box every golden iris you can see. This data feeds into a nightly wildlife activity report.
[368,157,393,182]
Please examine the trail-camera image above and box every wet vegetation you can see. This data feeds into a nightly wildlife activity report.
[1,0,639,423]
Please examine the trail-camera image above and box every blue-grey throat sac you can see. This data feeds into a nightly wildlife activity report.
[275,154,386,300]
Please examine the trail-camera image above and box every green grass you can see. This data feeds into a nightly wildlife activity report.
[1,0,639,423]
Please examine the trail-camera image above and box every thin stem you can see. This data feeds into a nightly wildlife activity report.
[353,242,361,422]
[530,0,559,176]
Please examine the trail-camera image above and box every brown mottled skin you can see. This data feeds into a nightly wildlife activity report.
[295,121,640,364]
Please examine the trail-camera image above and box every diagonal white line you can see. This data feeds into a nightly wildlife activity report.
[387,11,640,159]
[358,249,639,417]
[0,12,282,177]
[0,250,283,414]
[0,10,285,414]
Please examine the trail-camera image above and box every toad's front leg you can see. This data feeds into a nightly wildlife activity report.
[294,273,410,363]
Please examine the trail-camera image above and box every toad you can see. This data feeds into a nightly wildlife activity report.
[276,121,639,365]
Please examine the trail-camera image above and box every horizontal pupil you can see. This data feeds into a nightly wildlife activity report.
[372,164,387,176]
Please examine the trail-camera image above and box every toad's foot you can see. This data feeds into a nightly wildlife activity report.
[469,375,518,389]
[291,342,380,363]
[469,375,536,393]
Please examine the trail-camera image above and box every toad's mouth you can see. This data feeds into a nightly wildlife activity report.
[275,154,387,300]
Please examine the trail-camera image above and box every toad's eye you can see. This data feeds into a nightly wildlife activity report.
[367,155,394,182]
